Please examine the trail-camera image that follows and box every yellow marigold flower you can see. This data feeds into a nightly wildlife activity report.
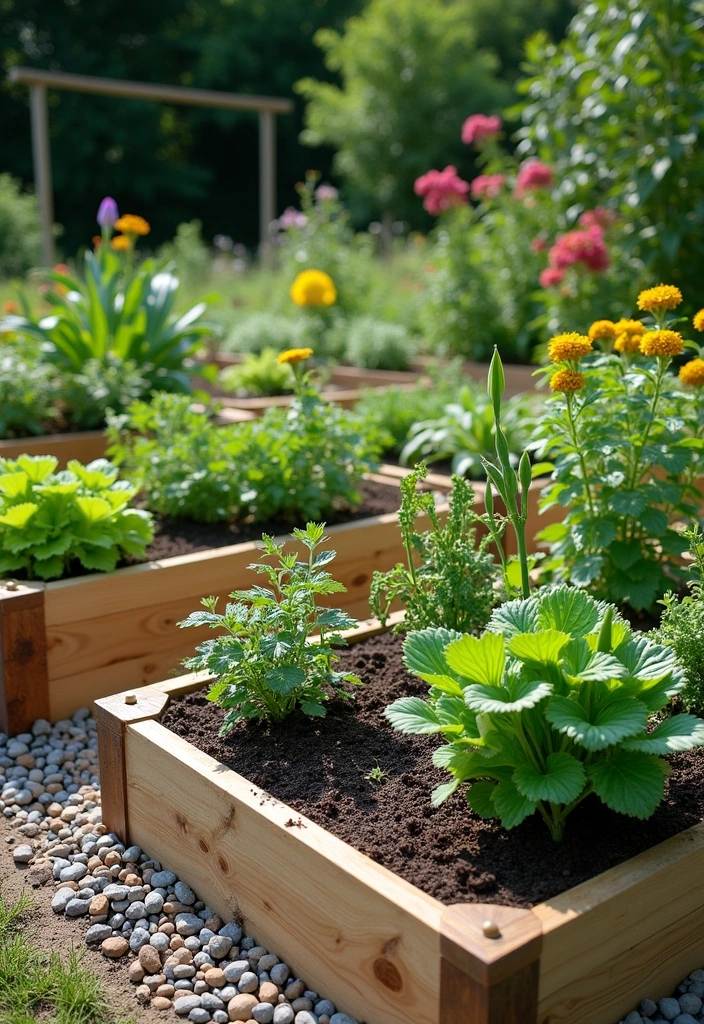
[588,320,617,342]
[290,269,337,308]
[614,331,643,354]
[694,308,704,332]
[637,284,683,313]
[114,214,150,237]
[639,329,684,358]
[549,369,586,393]
[679,358,704,388]
[547,332,592,363]
[111,235,131,252]
[277,347,314,365]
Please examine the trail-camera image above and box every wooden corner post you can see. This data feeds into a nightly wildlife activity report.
[93,687,169,842]
[440,903,543,1024]
[0,582,49,736]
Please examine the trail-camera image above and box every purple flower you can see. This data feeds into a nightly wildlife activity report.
[315,184,338,201]
[278,207,307,230]
[97,197,119,228]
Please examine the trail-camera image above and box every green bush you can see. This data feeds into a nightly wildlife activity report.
[0,344,59,439]
[355,370,461,454]
[222,312,306,355]
[0,175,42,279]
[58,356,151,430]
[0,455,153,580]
[158,220,212,289]
[343,316,415,371]
[220,349,293,397]
[181,523,361,726]
[388,586,704,840]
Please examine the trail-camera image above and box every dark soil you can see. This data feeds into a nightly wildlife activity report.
[143,479,404,561]
[161,631,704,909]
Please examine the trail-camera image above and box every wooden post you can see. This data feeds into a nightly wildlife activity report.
[93,687,169,841]
[29,84,55,266]
[0,582,49,737]
[440,903,542,1024]
[259,109,276,250]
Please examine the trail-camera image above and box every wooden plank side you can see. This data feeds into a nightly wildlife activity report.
[0,583,49,735]
[0,430,106,467]
[535,823,704,1007]
[125,720,443,1024]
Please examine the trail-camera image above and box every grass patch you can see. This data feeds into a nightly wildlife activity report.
[0,890,132,1024]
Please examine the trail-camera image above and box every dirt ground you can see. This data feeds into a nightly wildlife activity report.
[0,815,163,1023]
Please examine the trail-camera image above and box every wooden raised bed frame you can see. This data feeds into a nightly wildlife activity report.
[95,622,704,1024]
[0,476,462,735]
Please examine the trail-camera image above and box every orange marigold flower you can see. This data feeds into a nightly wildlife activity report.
[92,235,102,248]
[637,284,683,313]
[111,235,131,252]
[679,359,704,388]
[277,347,313,365]
[694,309,704,332]
[2,300,17,314]
[588,320,617,342]
[614,331,643,354]
[639,329,684,358]
[290,269,337,307]
[547,332,592,364]
[549,369,586,393]
[114,214,150,236]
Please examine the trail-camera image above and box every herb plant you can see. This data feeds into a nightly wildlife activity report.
[355,374,459,454]
[0,455,153,580]
[387,586,704,841]
[180,523,361,727]
[370,464,496,633]
[57,355,150,430]
[0,344,59,438]
[220,348,293,397]
[343,316,415,371]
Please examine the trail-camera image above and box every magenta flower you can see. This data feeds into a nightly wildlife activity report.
[539,268,566,288]
[414,166,469,216]
[315,184,339,201]
[514,161,554,199]
[278,207,308,230]
[461,114,502,145]
[470,174,505,200]
[96,197,119,228]
[578,206,617,230]
[548,225,610,273]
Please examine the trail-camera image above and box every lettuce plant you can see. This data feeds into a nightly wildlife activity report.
[180,523,360,727]
[387,586,704,840]
[0,455,153,580]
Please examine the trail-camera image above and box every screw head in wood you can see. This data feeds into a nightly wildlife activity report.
[124,693,138,705]
[1,579,19,591]
[482,920,501,939]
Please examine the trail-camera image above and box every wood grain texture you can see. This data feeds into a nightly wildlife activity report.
[441,958,540,1024]
[441,903,542,986]
[125,719,443,1024]
[0,431,106,467]
[0,583,49,735]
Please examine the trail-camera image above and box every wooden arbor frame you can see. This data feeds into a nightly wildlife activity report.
[7,66,294,263]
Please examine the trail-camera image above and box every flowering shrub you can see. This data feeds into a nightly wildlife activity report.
[414,166,469,216]
[534,286,704,611]
[461,114,501,145]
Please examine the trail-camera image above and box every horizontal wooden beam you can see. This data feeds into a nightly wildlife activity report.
[8,67,293,115]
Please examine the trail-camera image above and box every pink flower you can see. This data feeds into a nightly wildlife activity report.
[470,174,505,200]
[515,160,554,199]
[315,184,339,201]
[414,166,469,216]
[548,225,610,273]
[540,268,565,288]
[278,207,307,230]
[578,206,617,230]
[531,237,547,253]
[461,114,502,145]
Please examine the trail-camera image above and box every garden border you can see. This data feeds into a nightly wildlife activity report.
[94,621,704,1024]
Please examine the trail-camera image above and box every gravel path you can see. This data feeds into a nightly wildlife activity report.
[0,711,357,1024]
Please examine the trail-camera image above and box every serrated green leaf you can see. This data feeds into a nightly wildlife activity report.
[431,779,461,806]
[588,752,669,818]
[617,635,681,682]
[464,677,553,714]
[609,489,647,516]
[561,639,628,682]
[509,629,571,664]
[536,587,602,637]
[514,753,586,804]
[16,454,58,483]
[622,714,704,754]
[445,632,506,686]
[76,496,114,523]
[385,696,445,734]
[545,696,648,751]
[570,554,604,586]
[492,777,537,829]
[0,471,30,499]
[265,665,305,695]
[0,502,38,528]
[609,539,642,572]
[466,781,498,818]
[301,701,326,717]
[402,627,463,693]
[488,597,540,637]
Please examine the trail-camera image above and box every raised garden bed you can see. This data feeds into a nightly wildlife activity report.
[0,476,457,735]
[94,617,704,1024]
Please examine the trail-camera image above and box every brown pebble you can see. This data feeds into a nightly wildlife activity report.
[89,894,109,916]
[156,984,175,998]
[173,990,194,1001]
[104,851,121,867]
[159,923,175,935]
[204,968,226,988]
[258,983,279,1005]
[163,901,192,915]
[152,997,172,1011]
[142,867,155,883]
[101,936,129,958]
[205,915,223,932]
[143,974,166,992]
[117,867,130,881]
[15,753,35,768]
[227,994,258,1021]
[125,872,141,886]
[87,856,102,872]
[138,944,163,975]
[135,984,151,1004]
[172,948,193,965]
[284,980,305,1001]
[292,998,313,1012]
[169,936,185,950]
[128,961,145,984]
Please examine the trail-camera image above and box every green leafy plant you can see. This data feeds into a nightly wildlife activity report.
[0,343,60,439]
[0,174,42,279]
[370,463,497,633]
[180,522,361,726]
[222,312,306,355]
[652,524,704,714]
[0,455,153,580]
[57,355,151,430]
[220,348,294,397]
[343,316,415,371]
[355,372,460,454]
[387,585,704,840]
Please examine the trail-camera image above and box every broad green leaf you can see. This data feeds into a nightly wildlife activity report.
[588,752,670,818]
[492,777,537,829]
[509,629,570,664]
[15,454,58,483]
[609,539,642,572]
[402,627,463,693]
[445,632,506,686]
[207,681,228,702]
[76,496,113,523]
[561,639,628,683]
[431,779,461,806]
[488,597,540,638]
[300,701,326,717]
[67,458,118,489]
[466,781,498,818]
[617,635,681,683]
[31,554,64,579]
[464,678,553,714]
[536,587,601,637]
[178,610,224,628]
[385,696,445,734]
[570,554,604,586]
[514,753,586,804]
[265,665,305,695]
[76,546,118,572]
[0,502,38,528]
[639,507,669,536]
[609,489,647,516]
[545,696,647,751]
[0,472,29,499]
[622,715,704,754]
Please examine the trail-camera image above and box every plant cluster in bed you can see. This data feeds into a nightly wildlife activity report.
[181,522,361,726]
[0,455,152,580]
